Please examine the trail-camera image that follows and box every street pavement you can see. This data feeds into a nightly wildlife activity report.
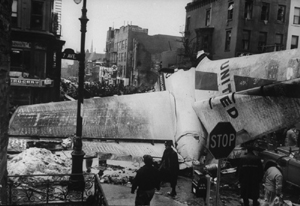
[60,151,300,206]
[101,183,186,206]
[99,175,242,206]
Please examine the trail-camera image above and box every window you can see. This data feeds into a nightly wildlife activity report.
[11,0,18,27]
[258,32,267,52]
[242,30,251,50]
[205,9,211,26]
[261,3,270,21]
[202,35,209,51]
[244,0,253,20]
[31,0,44,29]
[294,7,300,24]
[275,34,283,51]
[225,30,231,51]
[33,50,46,78]
[124,52,126,61]
[291,36,299,49]
[277,5,285,22]
[185,17,191,32]
[228,2,234,20]
[11,49,31,73]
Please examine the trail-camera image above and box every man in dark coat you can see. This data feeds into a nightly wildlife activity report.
[159,141,179,197]
[237,146,264,206]
[131,155,161,206]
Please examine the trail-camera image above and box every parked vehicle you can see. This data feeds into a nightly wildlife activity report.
[259,146,300,188]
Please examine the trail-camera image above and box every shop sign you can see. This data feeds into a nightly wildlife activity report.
[12,41,31,48]
[35,43,46,50]
[10,78,53,87]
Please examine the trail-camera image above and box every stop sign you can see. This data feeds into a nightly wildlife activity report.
[208,122,236,159]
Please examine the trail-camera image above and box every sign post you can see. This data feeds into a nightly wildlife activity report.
[208,122,236,206]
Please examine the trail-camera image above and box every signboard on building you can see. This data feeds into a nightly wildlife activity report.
[12,41,31,48]
[10,78,53,87]
[61,48,78,60]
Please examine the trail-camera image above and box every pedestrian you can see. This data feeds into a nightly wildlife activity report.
[131,155,161,206]
[237,146,264,206]
[262,161,283,206]
[284,129,297,147]
[159,140,179,197]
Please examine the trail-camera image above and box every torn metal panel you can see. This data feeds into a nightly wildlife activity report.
[83,141,167,159]
[195,49,300,101]
[193,92,300,146]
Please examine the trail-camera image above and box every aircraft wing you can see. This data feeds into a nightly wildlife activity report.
[9,91,176,141]
[193,78,300,146]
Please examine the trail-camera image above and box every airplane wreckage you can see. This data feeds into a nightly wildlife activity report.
[8,49,300,168]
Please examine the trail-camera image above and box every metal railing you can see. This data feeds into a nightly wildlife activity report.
[1,173,105,206]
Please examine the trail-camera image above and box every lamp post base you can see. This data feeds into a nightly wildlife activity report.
[69,150,85,191]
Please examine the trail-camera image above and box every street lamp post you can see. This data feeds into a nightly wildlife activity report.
[69,0,89,191]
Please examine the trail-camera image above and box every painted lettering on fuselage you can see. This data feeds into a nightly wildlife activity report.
[219,60,238,118]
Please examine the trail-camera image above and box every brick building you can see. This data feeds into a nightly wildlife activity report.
[185,0,300,60]
[10,0,65,106]
[105,25,183,87]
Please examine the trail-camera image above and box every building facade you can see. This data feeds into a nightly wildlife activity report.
[105,25,182,87]
[10,0,65,106]
[185,0,292,60]
[286,0,300,50]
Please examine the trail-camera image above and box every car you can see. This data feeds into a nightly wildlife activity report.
[259,146,300,188]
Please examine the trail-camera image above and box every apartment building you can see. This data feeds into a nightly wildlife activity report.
[287,0,300,50]
[185,0,291,60]
[105,25,182,87]
[10,0,65,106]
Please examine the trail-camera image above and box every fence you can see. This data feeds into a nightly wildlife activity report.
[1,173,106,206]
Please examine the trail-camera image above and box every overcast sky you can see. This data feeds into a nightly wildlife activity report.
[61,0,191,53]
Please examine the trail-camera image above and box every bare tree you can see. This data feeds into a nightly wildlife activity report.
[176,31,201,70]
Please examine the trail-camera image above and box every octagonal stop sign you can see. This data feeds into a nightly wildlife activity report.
[209,122,236,159]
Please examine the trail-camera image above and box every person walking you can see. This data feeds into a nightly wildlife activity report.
[159,140,179,197]
[237,146,264,206]
[131,155,161,206]
[262,162,283,206]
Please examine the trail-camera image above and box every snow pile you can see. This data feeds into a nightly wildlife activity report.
[8,147,71,180]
